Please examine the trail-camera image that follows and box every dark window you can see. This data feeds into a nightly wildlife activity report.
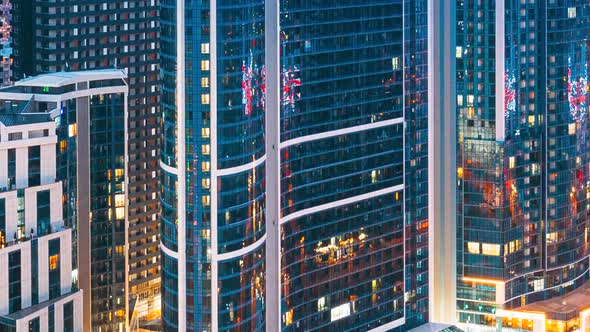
[63,301,74,332]
[8,148,15,189]
[37,190,51,236]
[0,198,5,246]
[48,305,55,332]
[8,250,21,313]
[28,317,40,332]
[28,145,41,186]
[31,239,38,305]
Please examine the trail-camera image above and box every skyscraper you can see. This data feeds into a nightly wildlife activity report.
[456,0,590,329]
[0,69,130,331]
[10,1,162,328]
[0,107,83,331]
[160,1,429,331]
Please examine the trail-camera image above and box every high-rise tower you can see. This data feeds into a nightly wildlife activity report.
[10,1,162,329]
[0,93,83,331]
[0,70,132,331]
[160,1,429,331]
[456,0,590,329]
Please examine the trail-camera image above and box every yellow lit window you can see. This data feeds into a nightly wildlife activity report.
[457,95,464,106]
[201,60,210,71]
[201,94,210,105]
[202,178,210,189]
[569,123,576,135]
[201,77,209,88]
[115,207,125,220]
[482,243,501,256]
[115,194,125,207]
[201,161,210,172]
[456,46,463,58]
[509,156,516,169]
[115,169,124,178]
[467,242,480,254]
[202,144,210,155]
[201,127,210,138]
[49,254,59,270]
[202,195,210,206]
[59,140,67,152]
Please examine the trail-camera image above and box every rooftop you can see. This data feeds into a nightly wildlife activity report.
[518,278,590,321]
[0,112,52,127]
[15,69,127,88]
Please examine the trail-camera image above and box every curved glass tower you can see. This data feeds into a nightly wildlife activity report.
[160,1,429,331]
[456,0,590,329]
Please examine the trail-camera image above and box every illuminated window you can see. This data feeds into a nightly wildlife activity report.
[330,303,351,322]
[49,254,59,270]
[201,43,210,54]
[202,178,210,189]
[482,243,501,256]
[457,95,464,106]
[68,124,77,137]
[115,207,125,220]
[467,94,474,106]
[317,297,327,311]
[201,144,210,155]
[568,7,576,18]
[467,242,480,254]
[201,161,210,172]
[456,46,463,58]
[201,94,210,105]
[201,127,210,138]
[391,57,400,70]
[115,194,125,207]
[202,195,210,206]
[509,156,516,169]
[201,60,210,71]
[284,309,293,326]
[528,115,535,126]
[569,123,576,135]
[59,140,67,152]
[201,77,209,88]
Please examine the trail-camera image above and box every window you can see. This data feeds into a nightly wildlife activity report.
[48,239,60,299]
[49,255,59,270]
[201,43,210,54]
[467,242,480,254]
[68,124,77,137]
[28,317,40,332]
[482,243,501,256]
[8,250,21,313]
[201,60,210,70]
[63,301,74,332]
[37,190,51,236]
[568,7,576,18]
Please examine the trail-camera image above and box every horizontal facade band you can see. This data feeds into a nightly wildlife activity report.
[216,233,267,261]
[160,241,179,259]
[281,117,404,149]
[216,155,266,177]
[280,184,404,225]
[159,159,178,175]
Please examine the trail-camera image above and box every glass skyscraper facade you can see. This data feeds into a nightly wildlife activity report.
[160,1,428,331]
[456,0,590,329]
